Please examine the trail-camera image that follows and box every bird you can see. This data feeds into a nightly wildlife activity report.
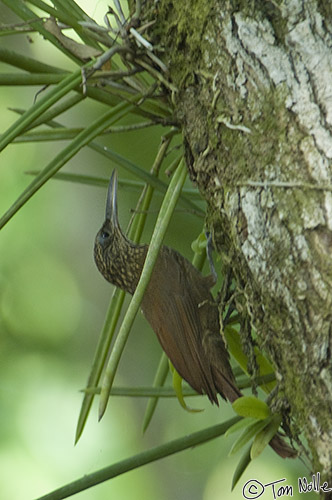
[94,170,296,459]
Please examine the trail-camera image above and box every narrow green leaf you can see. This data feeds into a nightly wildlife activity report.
[0,73,69,85]
[231,445,252,491]
[25,172,144,190]
[130,132,175,242]
[229,418,271,456]
[52,0,88,20]
[51,0,112,49]
[142,353,170,433]
[191,231,207,254]
[232,396,271,419]
[8,76,171,127]
[250,414,282,459]
[225,326,276,393]
[225,417,257,436]
[83,386,198,398]
[89,143,204,216]
[87,143,166,190]
[28,0,103,49]
[25,171,203,200]
[19,128,91,142]
[26,0,73,24]
[10,94,84,131]
[14,122,156,141]
[0,47,67,74]
[170,362,203,413]
[133,123,184,429]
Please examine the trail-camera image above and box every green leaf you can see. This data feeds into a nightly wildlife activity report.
[0,47,66,74]
[250,414,282,459]
[225,327,276,393]
[142,353,170,433]
[231,445,252,490]
[225,417,257,436]
[0,73,69,85]
[170,361,203,413]
[191,232,207,254]
[81,385,198,398]
[232,396,271,419]
[15,123,157,142]
[229,418,271,456]
[89,143,204,215]
[10,95,84,131]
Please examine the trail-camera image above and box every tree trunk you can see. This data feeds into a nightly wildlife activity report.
[142,0,332,489]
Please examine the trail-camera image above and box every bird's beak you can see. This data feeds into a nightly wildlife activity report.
[105,169,119,227]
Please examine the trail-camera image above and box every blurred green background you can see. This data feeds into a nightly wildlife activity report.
[0,1,314,499]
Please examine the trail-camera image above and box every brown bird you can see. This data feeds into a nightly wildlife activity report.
[94,170,296,459]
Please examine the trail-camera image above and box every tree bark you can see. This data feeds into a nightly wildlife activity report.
[142,0,332,488]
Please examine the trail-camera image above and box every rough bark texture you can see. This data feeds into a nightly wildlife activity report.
[140,0,332,487]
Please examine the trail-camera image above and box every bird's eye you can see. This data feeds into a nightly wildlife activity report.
[100,230,110,240]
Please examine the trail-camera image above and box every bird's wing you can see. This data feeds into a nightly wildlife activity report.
[141,248,219,403]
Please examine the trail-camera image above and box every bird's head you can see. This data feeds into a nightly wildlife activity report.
[94,170,146,294]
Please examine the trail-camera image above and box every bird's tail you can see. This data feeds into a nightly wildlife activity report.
[213,368,242,403]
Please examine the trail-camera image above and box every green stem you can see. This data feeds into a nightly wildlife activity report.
[142,352,170,432]
[0,47,66,74]
[83,385,199,397]
[35,417,241,500]
[0,73,69,85]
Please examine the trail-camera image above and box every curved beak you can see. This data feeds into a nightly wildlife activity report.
[105,169,119,227]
